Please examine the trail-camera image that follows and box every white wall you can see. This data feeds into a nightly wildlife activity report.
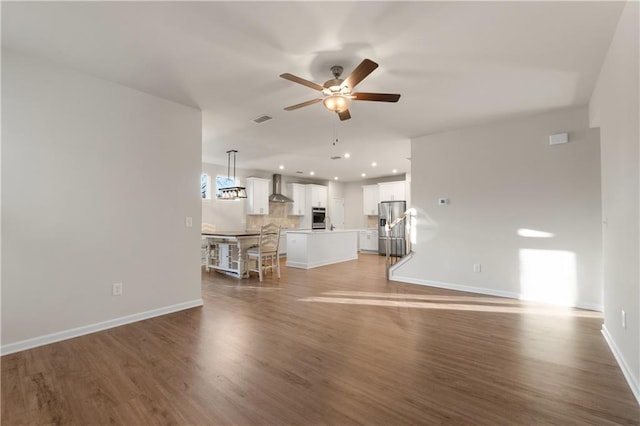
[394,106,603,311]
[344,182,366,229]
[327,180,345,228]
[1,50,203,352]
[588,1,639,402]
[201,162,266,231]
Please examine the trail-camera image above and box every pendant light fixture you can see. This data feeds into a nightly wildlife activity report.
[217,149,247,200]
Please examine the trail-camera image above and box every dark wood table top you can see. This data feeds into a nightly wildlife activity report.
[202,231,260,237]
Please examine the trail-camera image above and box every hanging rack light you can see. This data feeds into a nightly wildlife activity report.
[217,149,247,200]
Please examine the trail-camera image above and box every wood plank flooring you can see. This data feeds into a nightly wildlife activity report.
[2,254,639,425]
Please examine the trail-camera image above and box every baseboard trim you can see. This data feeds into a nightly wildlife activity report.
[391,275,521,299]
[601,325,640,405]
[1,299,204,356]
[286,256,358,270]
[390,275,602,311]
[388,252,414,276]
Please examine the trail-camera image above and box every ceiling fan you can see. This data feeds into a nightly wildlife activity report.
[280,58,401,121]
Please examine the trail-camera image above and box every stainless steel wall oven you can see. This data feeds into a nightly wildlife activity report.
[312,207,326,230]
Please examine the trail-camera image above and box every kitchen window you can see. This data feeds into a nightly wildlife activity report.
[215,175,236,198]
[201,174,211,199]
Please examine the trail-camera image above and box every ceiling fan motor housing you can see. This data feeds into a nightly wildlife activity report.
[323,78,345,92]
[280,58,400,121]
[330,65,344,78]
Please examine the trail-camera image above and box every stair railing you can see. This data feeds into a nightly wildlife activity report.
[384,208,415,279]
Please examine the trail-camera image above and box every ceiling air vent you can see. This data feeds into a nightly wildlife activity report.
[252,115,273,124]
[330,156,342,160]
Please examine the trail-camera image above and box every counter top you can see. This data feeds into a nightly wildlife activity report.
[286,229,359,234]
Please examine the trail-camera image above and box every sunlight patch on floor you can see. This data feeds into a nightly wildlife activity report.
[299,296,601,318]
[323,290,522,305]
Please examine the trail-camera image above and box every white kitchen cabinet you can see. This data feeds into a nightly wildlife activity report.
[287,183,306,216]
[278,230,287,256]
[362,185,379,215]
[359,229,379,252]
[246,177,270,215]
[378,181,406,202]
[307,184,327,208]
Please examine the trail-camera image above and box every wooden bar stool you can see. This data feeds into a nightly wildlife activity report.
[247,223,281,282]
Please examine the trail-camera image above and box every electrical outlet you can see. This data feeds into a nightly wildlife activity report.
[112,282,123,296]
[473,263,481,273]
[185,216,193,228]
[622,310,626,329]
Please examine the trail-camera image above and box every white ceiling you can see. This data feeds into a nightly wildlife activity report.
[2,1,624,182]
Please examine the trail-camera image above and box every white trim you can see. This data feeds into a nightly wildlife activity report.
[390,275,602,312]
[601,325,640,405]
[391,275,520,299]
[286,256,358,270]
[388,252,414,276]
[1,299,204,356]
[575,301,604,312]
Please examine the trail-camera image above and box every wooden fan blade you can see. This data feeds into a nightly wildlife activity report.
[338,109,351,121]
[284,98,322,111]
[352,92,401,102]
[280,73,324,91]
[342,59,378,90]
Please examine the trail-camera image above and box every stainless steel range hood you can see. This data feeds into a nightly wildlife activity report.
[269,174,293,203]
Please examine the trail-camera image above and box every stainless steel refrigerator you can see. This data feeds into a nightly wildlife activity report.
[378,200,407,256]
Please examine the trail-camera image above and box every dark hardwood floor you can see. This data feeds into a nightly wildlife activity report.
[2,254,639,425]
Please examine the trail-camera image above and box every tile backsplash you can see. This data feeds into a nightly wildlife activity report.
[246,202,301,230]
[367,216,378,229]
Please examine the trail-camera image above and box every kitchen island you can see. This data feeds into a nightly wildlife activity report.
[202,231,260,278]
[286,229,358,269]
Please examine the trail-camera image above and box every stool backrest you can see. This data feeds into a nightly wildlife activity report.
[260,223,280,253]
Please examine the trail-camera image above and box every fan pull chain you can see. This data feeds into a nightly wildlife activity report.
[332,120,338,146]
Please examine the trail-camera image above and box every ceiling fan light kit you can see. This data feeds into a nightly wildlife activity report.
[323,94,351,113]
[280,58,400,121]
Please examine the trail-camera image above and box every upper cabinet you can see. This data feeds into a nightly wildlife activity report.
[246,177,270,215]
[287,183,306,216]
[363,185,379,215]
[307,184,327,208]
[378,181,406,202]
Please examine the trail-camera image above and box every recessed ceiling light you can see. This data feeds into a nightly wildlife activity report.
[310,171,315,176]
[392,169,397,173]
[279,165,284,170]
[371,162,377,167]
[334,177,339,180]
[344,153,351,158]
[361,173,366,177]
